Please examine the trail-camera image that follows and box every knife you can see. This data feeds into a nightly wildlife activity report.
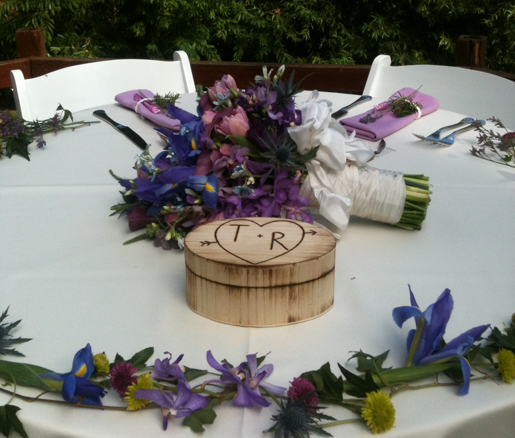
[331,95,372,120]
[93,110,148,151]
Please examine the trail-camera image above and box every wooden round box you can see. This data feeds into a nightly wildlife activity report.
[184,218,336,327]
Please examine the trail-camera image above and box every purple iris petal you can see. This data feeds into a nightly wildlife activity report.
[39,344,106,406]
[188,175,208,192]
[159,166,195,185]
[73,377,107,406]
[392,306,425,329]
[203,175,218,209]
[458,357,472,396]
[393,287,490,395]
[412,289,453,363]
[167,104,200,124]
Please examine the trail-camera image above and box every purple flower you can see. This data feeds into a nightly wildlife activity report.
[136,353,208,430]
[206,351,286,408]
[283,184,312,223]
[187,174,218,209]
[393,286,490,395]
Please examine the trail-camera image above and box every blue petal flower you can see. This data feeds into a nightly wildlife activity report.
[39,344,106,405]
[393,287,490,396]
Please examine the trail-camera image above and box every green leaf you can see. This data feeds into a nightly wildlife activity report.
[0,360,53,391]
[298,146,318,164]
[227,136,263,159]
[110,353,125,370]
[183,366,208,382]
[182,398,220,432]
[128,347,154,369]
[337,363,379,398]
[0,308,31,358]
[348,350,391,373]
[300,362,344,404]
[487,327,515,352]
[0,405,28,438]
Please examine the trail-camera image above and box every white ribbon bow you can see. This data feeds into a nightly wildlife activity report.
[287,91,375,230]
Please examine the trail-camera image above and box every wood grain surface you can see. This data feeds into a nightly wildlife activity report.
[185,218,336,327]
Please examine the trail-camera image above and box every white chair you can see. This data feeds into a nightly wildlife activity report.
[10,51,195,121]
[363,54,515,129]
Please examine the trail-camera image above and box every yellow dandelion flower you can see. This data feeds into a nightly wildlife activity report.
[497,349,515,384]
[93,353,110,374]
[362,391,396,434]
[124,373,153,411]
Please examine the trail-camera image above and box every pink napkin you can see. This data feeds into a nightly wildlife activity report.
[115,89,181,131]
[340,88,439,141]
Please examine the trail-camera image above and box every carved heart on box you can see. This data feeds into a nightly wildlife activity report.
[214,219,306,265]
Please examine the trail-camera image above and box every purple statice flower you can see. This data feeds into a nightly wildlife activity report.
[136,353,208,430]
[110,361,138,397]
[393,286,490,395]
[206,351,286,408]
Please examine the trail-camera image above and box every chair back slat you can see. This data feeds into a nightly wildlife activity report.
[11,52,195,121]
[364,55,515,129]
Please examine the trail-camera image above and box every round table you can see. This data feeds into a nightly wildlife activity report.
[1,91,514,438]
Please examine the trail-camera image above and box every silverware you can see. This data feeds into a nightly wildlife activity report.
[413,117,475,143]
[332,95,372,119]
[438,120,485,145]
[375,139,386,156]
[93,110,148,151]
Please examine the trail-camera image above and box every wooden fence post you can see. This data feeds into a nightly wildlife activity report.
[455,35,487,68]
[16,28,46,58]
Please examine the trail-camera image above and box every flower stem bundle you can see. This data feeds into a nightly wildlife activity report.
[397,174,431,230]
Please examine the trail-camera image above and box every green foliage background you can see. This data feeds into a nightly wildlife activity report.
[1,0,514,72]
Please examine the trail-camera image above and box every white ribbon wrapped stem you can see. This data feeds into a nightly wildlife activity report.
[288,91,405,230]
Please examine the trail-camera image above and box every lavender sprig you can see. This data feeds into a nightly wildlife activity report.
[0,105,98,161]
[471,117,515,168]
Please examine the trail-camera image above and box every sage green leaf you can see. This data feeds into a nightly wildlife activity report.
[110,353,125,370]
[300,362,344,404]
[0,405,28,438]
[128,347,154,369]
[338,364,379,398]
[348,350,391,373]
[183,366,208,382]
[227,136,263,159]
[487,326,515,352]
[0,360,53,391]
[182,399,220,432]
[341,362,454,392]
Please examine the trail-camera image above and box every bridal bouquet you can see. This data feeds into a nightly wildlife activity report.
[111,67,431,249]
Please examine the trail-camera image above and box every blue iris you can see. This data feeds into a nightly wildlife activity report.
[393,287,489,395]
[187,175,218,209]
[39,344,106,406]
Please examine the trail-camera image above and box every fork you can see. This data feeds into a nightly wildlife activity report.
[438,120,485,145]
[413,117,475,143]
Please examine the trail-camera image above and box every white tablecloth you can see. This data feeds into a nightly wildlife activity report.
[1,91,514,438]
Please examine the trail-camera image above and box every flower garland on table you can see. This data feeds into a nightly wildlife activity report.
[1,287,514,437]
[471,117,515,168]
[0,105,98,161]
[110,67,431,250]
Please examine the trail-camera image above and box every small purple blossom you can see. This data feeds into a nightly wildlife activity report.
[206,351,286,408]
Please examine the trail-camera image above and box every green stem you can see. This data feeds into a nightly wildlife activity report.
[405,317,424,366]
[317,418,364,429]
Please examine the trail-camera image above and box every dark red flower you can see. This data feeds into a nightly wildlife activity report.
[287,377,318,412]
[110,362,138,397]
